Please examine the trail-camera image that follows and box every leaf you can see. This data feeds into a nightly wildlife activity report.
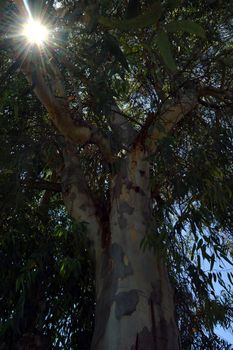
[227,272,233,285]
[213,272,217,282]
[197,254,201,270]
[0,0,7,11]
[210,254,215,271]
[220,253,233,266]
[125,0,141,18]
[191,242,196,260]
[156,30,177,72]
[104,34,129,71]
[208,273,214,290]
[197,238,203,250]
[166,20,206,39]
[223,56,233,66]
[166,0,183,10]
[98,2,162,31]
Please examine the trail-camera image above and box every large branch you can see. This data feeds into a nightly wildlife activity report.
[199,86,233,101]
[137,84,198,154]
[20,179,61,192]
[58,52,136,149]
[14,0,113,162]
[137,83,233,154]
[21,59,113,161]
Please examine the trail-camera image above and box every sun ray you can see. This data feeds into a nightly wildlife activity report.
[22,0,32,19]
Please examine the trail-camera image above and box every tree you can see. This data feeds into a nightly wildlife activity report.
[0,0,232,349]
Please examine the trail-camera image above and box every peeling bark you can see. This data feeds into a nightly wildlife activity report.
[60,145,180,349]
[59,142,180,350]
[91,147,180,350]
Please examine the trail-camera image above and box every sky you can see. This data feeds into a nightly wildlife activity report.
[204,258,233,346]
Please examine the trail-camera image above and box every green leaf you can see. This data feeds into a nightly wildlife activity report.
[156,30,177,72]
[191,242,196,260]
[166,20,206,39]
[104,34,129,71]
[208,273,214,290]
[166,0,183,10]
[210,254,215,271]
[223,56,233,66]
[197,254,201,270]
[197,238,203,250]
[0,0,7,10]
[213,272,217,282]
[227,272,233,285]
[220,253,233,266]
[98,2,162,31]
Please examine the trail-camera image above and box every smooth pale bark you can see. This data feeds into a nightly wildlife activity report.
[62,146,179,349]
[90,147,180,350]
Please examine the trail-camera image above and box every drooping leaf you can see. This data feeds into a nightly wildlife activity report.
[223,56,233,66]
[156,30,177,72]
[125,0,141,18]
[210,254,215,271]
[0,0,7,11]
[227,272,233,285]
[166,20,206,39]
[166,0,183,10]
[103,33,129,71]
[98,2,162,31]
[197,254,201,270]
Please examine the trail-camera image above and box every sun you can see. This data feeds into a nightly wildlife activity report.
[23,18,49,46]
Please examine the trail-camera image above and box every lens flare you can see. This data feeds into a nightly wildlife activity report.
[23,18,49,45]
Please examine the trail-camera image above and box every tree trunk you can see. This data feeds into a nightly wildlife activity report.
[91,147,180,350]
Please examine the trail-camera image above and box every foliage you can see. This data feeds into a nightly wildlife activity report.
[0,0,232,348]
[0,191,95,349]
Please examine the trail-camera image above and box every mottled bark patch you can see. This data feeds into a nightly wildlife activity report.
[92,244,134,349]
[115,290,139,319]
[148,317,179,350]
[61,162,86,193]
[118,201,134,229]
[130,327,154,350]
[100,243,133,278]
[150,284,179,350]
[16,333,50,350]
[118,215,127,230]
[79,203,87,211]
[111,243,134,278]
[150,283,162,306]
[112,175,124,199]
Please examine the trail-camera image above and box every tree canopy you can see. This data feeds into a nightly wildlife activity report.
[0,0,232,349]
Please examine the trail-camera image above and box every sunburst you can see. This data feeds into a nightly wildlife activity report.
[22,18,49,46]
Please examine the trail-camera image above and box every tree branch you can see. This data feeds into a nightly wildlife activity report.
[138,83,233,154]
[20,58,113,162]
[198,98,221,110]
[14,0,113,163]
[20,179,61,192]
[136,83,198,154]
[55,51,135,151]
[199,86,233,101]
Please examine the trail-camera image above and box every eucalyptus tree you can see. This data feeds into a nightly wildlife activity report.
[0,0,232,349]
